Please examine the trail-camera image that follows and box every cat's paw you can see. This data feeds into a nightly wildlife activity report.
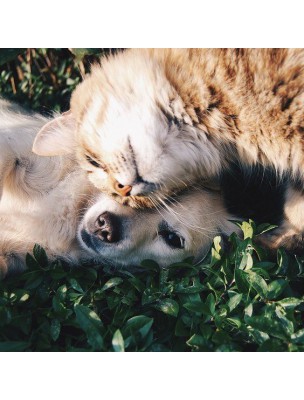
[256,227,304,253]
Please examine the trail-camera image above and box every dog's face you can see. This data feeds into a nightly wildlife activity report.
[32,51,221,208]
[77,188,235,267]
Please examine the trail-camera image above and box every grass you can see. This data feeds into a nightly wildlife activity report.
[0,49,304,351]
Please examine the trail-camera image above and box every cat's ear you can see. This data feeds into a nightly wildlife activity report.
[32,111,77,156]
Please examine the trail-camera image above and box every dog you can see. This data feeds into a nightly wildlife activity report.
[0,99,239,278]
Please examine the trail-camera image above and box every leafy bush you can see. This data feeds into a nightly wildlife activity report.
[0,221,303,352]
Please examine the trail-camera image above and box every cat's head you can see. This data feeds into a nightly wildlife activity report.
[33,50,221,207]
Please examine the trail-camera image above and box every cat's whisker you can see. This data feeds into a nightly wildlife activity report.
[155,195,218,237]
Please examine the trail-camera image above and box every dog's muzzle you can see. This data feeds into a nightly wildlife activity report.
[80,211,122,252]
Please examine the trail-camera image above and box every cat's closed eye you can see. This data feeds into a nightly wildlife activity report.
[85,154,107,171]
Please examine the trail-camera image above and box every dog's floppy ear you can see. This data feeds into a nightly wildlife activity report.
[32,111,76,156]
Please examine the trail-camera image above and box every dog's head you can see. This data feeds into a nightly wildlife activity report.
[32,50,221,208]
[77,188,236,267]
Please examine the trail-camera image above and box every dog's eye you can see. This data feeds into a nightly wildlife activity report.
[159,230,185,249]
[86,155,105,170]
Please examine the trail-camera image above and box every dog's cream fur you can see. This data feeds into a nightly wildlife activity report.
[0,99,239,278]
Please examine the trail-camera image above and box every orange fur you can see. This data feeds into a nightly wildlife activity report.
[33,49,304,208]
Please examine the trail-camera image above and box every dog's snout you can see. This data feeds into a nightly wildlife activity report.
[94,211,121,243]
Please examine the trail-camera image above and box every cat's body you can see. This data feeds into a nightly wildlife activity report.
[33,49,304,209]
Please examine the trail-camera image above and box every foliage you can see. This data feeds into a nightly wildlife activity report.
[0,222,303,352]
[0,48,104,113]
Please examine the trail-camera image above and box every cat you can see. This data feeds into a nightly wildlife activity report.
[0,98,239,278]
[32,48,304,210]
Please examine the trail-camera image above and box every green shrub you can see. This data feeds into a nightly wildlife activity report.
[0,221,303,352]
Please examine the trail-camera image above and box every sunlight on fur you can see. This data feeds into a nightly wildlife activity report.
[33,49,304,209]
[0,98,240,278]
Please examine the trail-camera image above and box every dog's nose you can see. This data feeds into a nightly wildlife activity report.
[113,180,132,197]
[94,212,121,243]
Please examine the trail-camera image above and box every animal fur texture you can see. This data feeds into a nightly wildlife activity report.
[0,99,240,278]
[33,49,304,211]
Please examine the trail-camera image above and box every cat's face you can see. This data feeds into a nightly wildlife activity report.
[71,82,208,208]
[78,188,234,267]
[32,52,221,208]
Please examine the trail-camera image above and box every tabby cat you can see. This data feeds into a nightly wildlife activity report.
[33,49,304,209]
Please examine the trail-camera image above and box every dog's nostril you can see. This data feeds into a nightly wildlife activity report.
[96,216,106,228]
[94,211,121,243]
[114,180,132,197]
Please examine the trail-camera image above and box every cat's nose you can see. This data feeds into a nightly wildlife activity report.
[94,212,121,243]
[113,180,132,197]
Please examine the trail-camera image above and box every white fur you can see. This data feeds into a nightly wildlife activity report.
[0,99,237,278]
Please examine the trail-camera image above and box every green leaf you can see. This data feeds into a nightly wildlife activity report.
[291,329,304,344]
[124,316,153,339]
[227,293,243,312]
[206,293,216,316]
[213,236,222,254]
[154,299,179,317]
[0,306,12,326]
[142,288,161,305]
[277,297,304,309]
[74,305,104,350]
[245,316,288,340]
[247,271,268,298]
[57,285,68,301]
[140,259,160,271]
[244,302,253,317]
[24,271,44,289]
[25,253,40,270]
[33,244,48,267]
[225,317,242,328]
[258,339,286,352]
[112,329,125,352]
[234,269,250,294]
[69,278,84,294]
[240,253,253,270]
[240,221,254,239]
[255,223,277,236]
[275,307,294,336]
[267,279,287,300]
[277,248,289,275]
[248,328,269,345]
[186,334,207,350]
[50,319,61,342]
[175,277,205,293]
[69,48,101,59]
[183,301,210,315]
[0,341,30,351]
[101,277,123,292]
[234,238,253,269]
[253,261,276,270]
[210,247,221,266]
[52,296,66,316]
